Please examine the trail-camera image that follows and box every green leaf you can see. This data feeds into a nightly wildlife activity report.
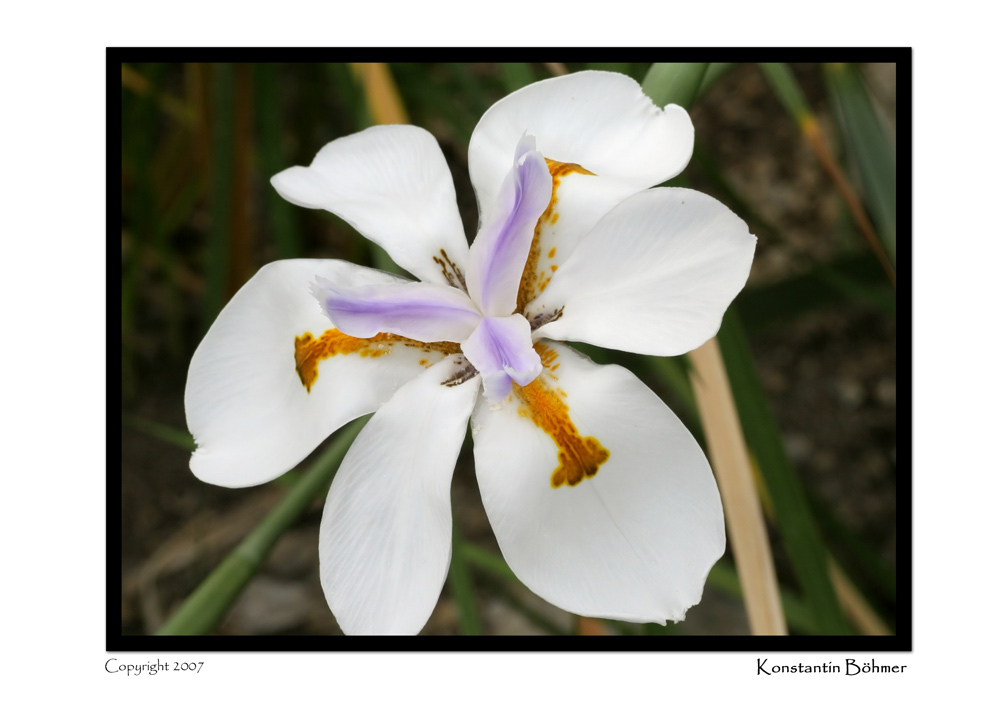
[814,265,896,315]
[641,63,709,110]
[565,340,612,365]
[641,620,678,635]
[735,253,895,330]
[698,63,735,97]
[156,416,369,635]
[122,414,196,451]
[823,63,896,265]
[758,63,811,124]
[498,63,536,92]
[460,542,520,584]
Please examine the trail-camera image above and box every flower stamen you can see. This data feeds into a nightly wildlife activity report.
[529,305,564,332]
[432,248,468,293]
[442,358,478,387]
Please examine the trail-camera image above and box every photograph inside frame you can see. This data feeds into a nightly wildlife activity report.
[116,58,905,649]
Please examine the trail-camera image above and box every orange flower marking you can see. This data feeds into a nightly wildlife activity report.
[514,344,609,488]
[294,329,460,393]
[516,159,596,313]
[537,343,559,368]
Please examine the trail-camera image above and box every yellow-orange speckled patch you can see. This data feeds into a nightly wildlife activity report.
[537,343,559,368]
[514,344,609,488]
[515,159,595,313]
[294,329,460,393]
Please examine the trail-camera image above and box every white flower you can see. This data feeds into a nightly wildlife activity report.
[185,71,756,635]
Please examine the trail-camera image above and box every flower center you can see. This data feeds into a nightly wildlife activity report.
[460,313,541,402]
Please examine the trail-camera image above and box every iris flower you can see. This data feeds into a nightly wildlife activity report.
[185,71,756,635]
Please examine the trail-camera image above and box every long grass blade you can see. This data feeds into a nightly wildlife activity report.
[758,62,895,288]
[155,416,369,635]
[707,561,815,634]
[349,63,408,125]
[828,558,891,636]
[823,63,896,265]
[641,63,709,112]
[688,338,787,635]
[735,253,894,330]
[809,489,896,604]
[123,414,196,451]
[716,311,853,634]
[698,63,735,96]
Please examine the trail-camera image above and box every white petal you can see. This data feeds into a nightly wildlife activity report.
[528,188,756,356]
[271,125,470,286]
[472,341,724,623]
[319,355,479,635]
[468,71,694,286]
[185,259,459,488]
[470,71,692,203]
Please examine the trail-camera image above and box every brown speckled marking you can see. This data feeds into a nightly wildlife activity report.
[432,248,467,293]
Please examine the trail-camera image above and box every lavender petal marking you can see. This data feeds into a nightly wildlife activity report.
[467,134,553,317]
[461,314,542,402]
[312,277,483,343]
